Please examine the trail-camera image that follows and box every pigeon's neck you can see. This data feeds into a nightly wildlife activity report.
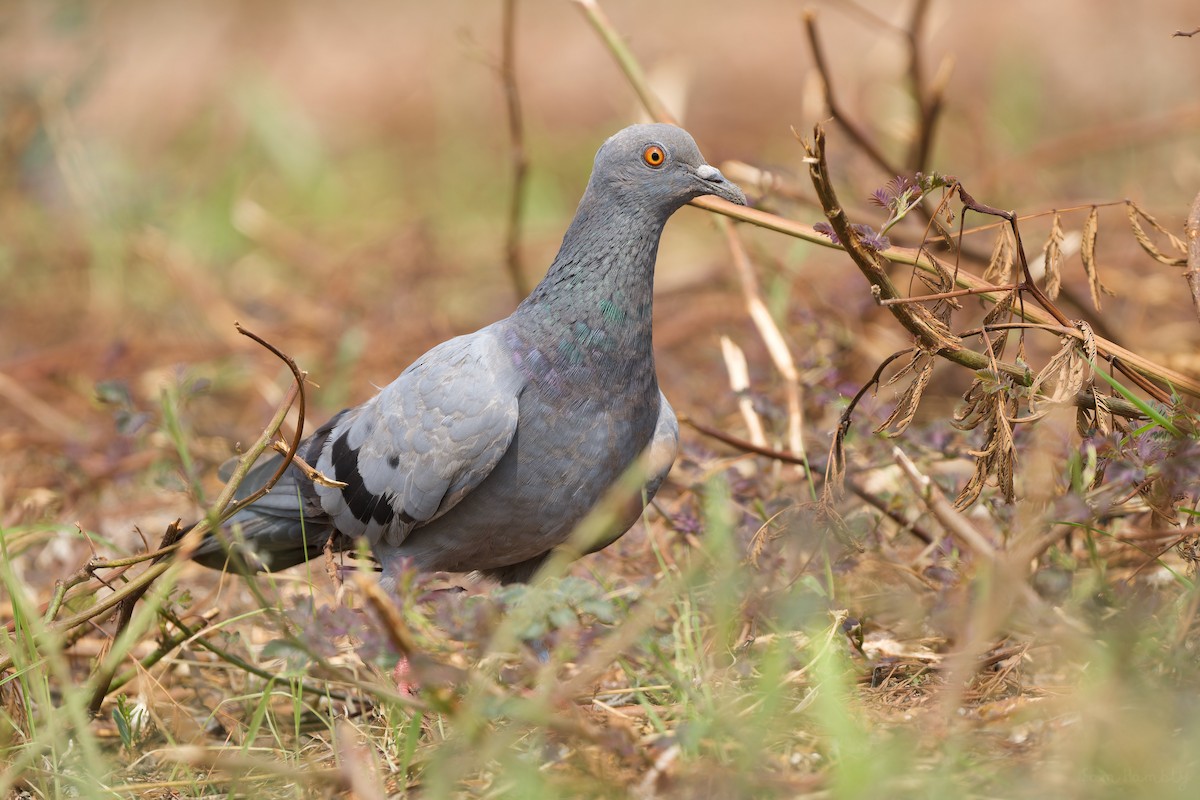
[509,189,669,381]
[523,190,668,317]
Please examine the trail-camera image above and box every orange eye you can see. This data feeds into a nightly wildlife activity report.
[642,145,665,167]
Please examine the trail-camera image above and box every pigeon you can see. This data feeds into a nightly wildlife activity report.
[191,123,746,585]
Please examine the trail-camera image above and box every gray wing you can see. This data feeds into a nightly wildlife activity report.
[311,326,523,548]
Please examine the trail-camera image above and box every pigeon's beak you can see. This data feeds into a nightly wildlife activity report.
[695,163,747,206]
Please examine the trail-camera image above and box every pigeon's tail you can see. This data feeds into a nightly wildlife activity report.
[190,411,351,572]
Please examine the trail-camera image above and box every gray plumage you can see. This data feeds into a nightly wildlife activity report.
[192,123,746,584]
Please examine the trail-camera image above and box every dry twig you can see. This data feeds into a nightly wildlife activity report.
[500,0,530,298]
[0,325,310,691]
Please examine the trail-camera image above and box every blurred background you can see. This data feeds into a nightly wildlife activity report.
[2,0,1199,581]
[4,2,1200,796]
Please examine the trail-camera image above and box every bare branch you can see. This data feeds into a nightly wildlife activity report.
[500,0,530,298]
[571,0,678,125]
[893,445,997,559]
[803,10,897,176]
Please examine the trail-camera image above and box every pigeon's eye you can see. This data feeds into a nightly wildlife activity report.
[642,145,665,168]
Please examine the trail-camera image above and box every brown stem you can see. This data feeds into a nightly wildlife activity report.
[679,413,811,468]
[847,477,936,545]
[957,189,1175,405]
[572,0,678,125]
[803,10,896,177]
[15,325,311,700]
[87,522,186,715]
[904,0,947,174]
[880,282,1020,305]
[500,0,530,299]
[806,127,1038,385]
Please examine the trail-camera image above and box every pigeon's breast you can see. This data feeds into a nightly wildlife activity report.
[392,357,661,572]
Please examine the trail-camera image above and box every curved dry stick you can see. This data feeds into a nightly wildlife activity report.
[229,322,308,513]
[16,325,307,636]
[0,326,309,685]
[82,324,310,713]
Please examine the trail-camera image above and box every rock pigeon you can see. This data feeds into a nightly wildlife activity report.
[191,123,746,584]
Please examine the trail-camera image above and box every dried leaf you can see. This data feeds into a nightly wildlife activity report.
[747,508,794,568]
[925,185,958,236]
[1073,320,1109,438]
[977,288,1018,363]
[1076,402,1092,438]
[1079,207,1113,311]
[984,224,1015,284]
[1024,334,1089,421]
[1042,213,1065,299]
[955,390,1018,508]
[1075,319,1098,365]
[1038,338,1087,404]
[882,351,923,389]
[1078,391,1113,439]
[1126,201,1188,266]
[982,288,1017,327]
[915,251,956,294]
[876,355,935,438]
[954,378,990,431]
[1093,392,1113,437]
[911,306,962,352]
[920,256,961,322]
[994,412,1016,501]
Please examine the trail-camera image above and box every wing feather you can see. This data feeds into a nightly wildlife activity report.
[312,326,522,546]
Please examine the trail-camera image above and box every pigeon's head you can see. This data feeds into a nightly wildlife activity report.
[589,123,747,215]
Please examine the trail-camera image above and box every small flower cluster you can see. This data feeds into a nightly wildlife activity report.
[813,221,891,252]
[813,171,956,253]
